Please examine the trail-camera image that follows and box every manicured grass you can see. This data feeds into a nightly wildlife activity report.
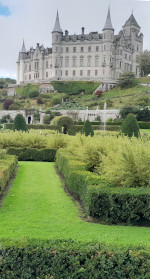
[0,161,150,247]
[141,129,150,136]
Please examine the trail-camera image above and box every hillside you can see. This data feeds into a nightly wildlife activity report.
[0,79,150,111]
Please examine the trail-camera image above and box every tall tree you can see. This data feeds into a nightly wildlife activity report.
[121,114,139,138]
[136,50,150,76]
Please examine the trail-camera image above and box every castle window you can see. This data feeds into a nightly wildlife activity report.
[87,56,91,67]
[103,69,105,75]
[46,72,48,78]
[46,61,48,69]
[72,57,77,67]
[65,70,68,76]
[80,70,83,76]
[88,46,91,52]
[80,56,84,67]
[66,47,69,53]
[120,49,122,55]
[56,47,58,52]
[61,71,63,76]
[81,47,84,52]
[56,36,58,42]
[137,45,139,51]
[104,45,106,51]
[120,61,122,69]
[25,64,27,72]
[29,64,31,72]
[73,47,76,53]
[73,70,76,76]
[61,47,63,53]
[29,74,31,80]
[125,54,127,59]
[103,34,106,39]
[65,57,69,67]
[35,62,39,70]
[103,56,106,63]
[129,55,131,61]
[96,46,99,52]
[87,70,90,76]
[95,56,99,67]
[55,70,57,76]
[60,57,63,67]
[95,70,98,76]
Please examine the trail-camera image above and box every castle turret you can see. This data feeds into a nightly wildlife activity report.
[102,7,114,80]
[17,40,27,84]
[123,13,140,37]
[52,11,63,79]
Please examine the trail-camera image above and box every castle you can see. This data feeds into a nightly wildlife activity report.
[16,7,143,85]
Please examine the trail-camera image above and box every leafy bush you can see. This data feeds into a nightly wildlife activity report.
[13,114,27,131]
[136,108,150,122]
[94,90,103,97]
[51,81,100,95]
[0,155,18,195]
[121,114,140,138]
[83,120,94,137]
[120,106,140,119]
[28,88,39,98]
[43,114,51,124]
[118,72,136,89]
[7,148,56,161]
[3,99,14,110]
[0,114,13,124]
[52,116,73,134]
[1,240,150,279]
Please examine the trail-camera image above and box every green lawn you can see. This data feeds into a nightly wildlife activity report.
[141,129,150,136]
[0,161,150,248]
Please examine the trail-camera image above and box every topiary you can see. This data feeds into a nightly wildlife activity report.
[52,116,73,134]
[83,120,94,137]
[13,114,27,131]
[121,113,139,138]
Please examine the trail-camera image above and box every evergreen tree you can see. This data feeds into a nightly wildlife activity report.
[83,120,94,137]
[121,113,139,138]
[13,114,27,131]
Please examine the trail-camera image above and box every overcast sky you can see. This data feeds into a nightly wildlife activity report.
[0,0,150,79]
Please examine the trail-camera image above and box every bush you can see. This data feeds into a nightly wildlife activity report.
[94,90,103,97]
[120,106,140,119]
[136,108,150,122]
[13,114,27,131]
[52,116,73,134]
[7,148,56,161]
[0,240,150,279]
[0,155,18,196]
[118,72,136,89]
[0,114,13,124]
[3,99,14,110]
[28,88,39,98]
[43,114,51,124]
[121,114,140,138]
[83,120,94,137]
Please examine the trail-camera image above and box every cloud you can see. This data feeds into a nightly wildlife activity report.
[0,0,150,79]
[0,3,11,16]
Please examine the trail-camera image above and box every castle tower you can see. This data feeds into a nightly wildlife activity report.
[52,11,63,79]
[102,7,114,80]
[17,40,26,84]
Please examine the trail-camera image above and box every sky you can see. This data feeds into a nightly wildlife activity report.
[0,0,150,79]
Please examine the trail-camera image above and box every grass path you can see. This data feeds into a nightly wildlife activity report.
[0,161,150,247]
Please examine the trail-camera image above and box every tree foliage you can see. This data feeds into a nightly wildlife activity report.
[3,99,14,110]
[120,106,140,119]
[13,114,27,131]
[52,116,73,134]
[83,120,94,137]
[118,72,136,88]
[136,50,150,76]
[121,113,139,138]
[136,108,150,122]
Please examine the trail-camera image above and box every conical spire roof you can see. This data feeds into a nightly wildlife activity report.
[123,13,140,28]
[103,7,114,31]
[52,10,62,33]
[20,40,26,53]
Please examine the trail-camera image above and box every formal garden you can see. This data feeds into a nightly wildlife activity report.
[0,112,150,278]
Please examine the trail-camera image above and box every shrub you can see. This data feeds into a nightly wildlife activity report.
[121,114,140,138]
[43,114,51,124]
[3,99,14,110]
[0,114,13,124]
[28,88,39,98]
[36,97,43,104]
[1,240,150,279]
[52,116,73,134]
[83,120,94,137]
[7,148,56,161]
[120,106,140,119]
[13,114,27,131]
[118,72,136,88]
[94,90,103,97]
[136,108,150,122]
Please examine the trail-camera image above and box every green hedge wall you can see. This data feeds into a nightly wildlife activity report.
[7,148,57,161]
[138,121,150,129]
[51,81,100,95]
[0,240,150,278]
[4,123,57,130]
[56,149,150,225]
[0,155,18,196]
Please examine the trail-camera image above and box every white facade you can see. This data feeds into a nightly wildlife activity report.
[17,9,143,85]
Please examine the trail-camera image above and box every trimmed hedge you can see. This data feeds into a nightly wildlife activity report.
[7,148,57,161]
[56,149,150,225]
[51,81,100,95]
[0,239,150,278]
[138,121,150,129]
[0,155,18,196]
[4,123,57,130]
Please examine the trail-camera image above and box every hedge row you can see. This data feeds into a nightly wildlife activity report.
[0,239,150,278]
[0,155,18,196]
[56,149,150,225]
[7,148,57,161]
[4,123,57,130]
